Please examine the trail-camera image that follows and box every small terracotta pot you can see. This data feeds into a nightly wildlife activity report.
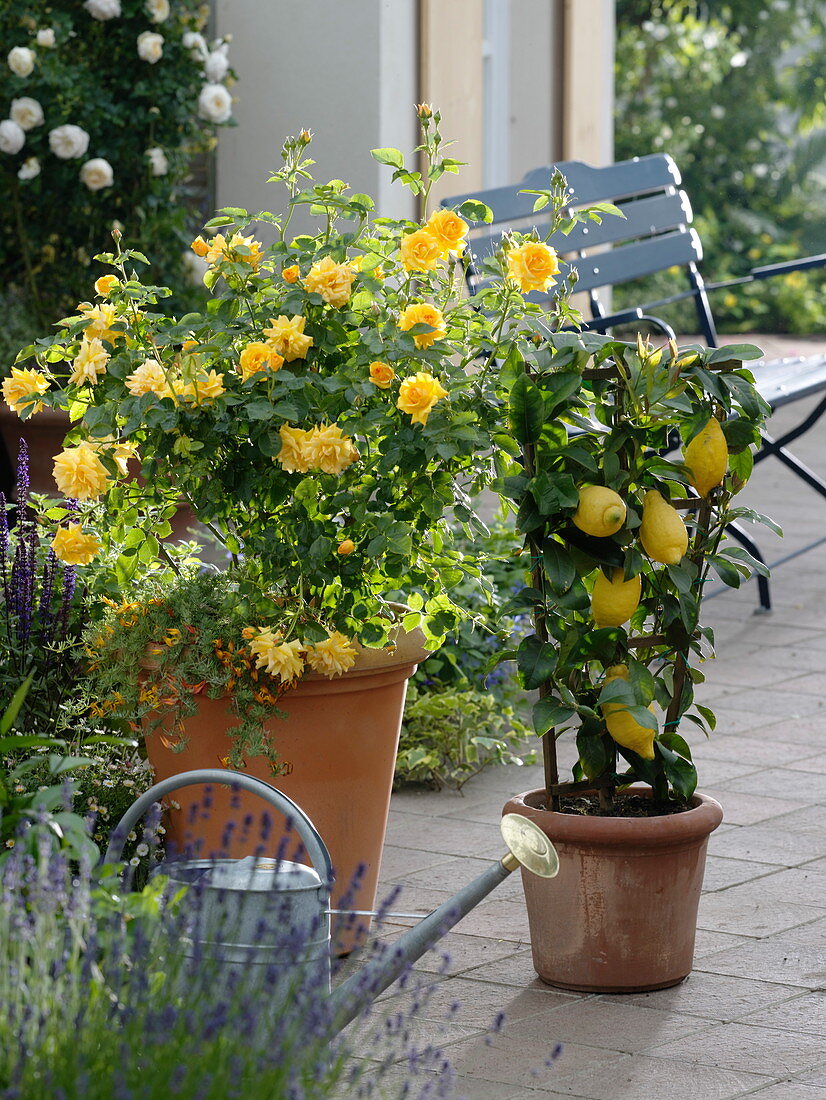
[502,787,723,993]
[144,623,428,951]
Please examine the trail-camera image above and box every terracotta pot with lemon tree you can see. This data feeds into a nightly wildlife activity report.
[6,108,608,940]
[497,315,773,992]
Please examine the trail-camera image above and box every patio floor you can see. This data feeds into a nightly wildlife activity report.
[368,336,826,1098]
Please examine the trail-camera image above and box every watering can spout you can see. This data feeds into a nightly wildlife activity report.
[327,814,558,1035]
[105,771,558,1042]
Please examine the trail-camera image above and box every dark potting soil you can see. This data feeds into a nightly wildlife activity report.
[550,794,693,818]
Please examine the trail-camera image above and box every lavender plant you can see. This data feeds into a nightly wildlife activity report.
[0,440,86,736]
[0,840,469,1100]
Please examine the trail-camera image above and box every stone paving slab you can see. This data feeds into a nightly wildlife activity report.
[368,346,826,1097]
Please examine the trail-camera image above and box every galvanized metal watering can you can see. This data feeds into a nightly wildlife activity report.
[105,769,558,1035]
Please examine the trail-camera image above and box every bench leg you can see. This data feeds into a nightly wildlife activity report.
[726,521,772,612]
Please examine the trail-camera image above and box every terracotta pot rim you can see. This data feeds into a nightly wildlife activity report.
[505,786,723,849]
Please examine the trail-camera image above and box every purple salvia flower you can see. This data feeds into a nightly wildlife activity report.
[36,547,59,647]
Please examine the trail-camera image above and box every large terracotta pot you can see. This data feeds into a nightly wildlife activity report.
[145,626,428,950]
[502,787,723,993]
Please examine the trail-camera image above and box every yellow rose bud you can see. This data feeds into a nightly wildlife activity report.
[397,372,448,426]
[51,523,102,566]
[505,241,560,294]
[282,265,300,283]
[416,103,433,119]
[337,539,355,555]
[94,274,119,297]
[368,361,395,389]
[191,235,209,257]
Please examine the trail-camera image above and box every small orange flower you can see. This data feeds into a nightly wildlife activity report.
[369,361,395,389]
[282,265,300,283]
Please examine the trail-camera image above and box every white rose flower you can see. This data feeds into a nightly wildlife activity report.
[10,97,44,132]
[182,248,208,285]
[182,31,207,56]
[0,120,25,155]
[49,124,90,159]
[145,0,170,23]
[18,156,40,180]
[36,29,56,48]
[80,157,114,191]
[198,83,232,124]
[203,44,229,83]
[146,146,168,176]
[8,47,36,78]
[137,31,164,63]
[83,0,121,20]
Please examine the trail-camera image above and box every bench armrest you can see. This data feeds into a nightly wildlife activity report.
[749,253,826,280]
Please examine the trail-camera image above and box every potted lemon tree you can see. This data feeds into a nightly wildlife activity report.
[496,316,772,991]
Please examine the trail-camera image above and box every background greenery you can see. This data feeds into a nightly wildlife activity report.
[615,0,826,334]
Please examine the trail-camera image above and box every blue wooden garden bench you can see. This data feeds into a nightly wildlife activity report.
[444,154,826,611]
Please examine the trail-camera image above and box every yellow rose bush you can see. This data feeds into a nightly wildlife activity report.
[8,111,620,766]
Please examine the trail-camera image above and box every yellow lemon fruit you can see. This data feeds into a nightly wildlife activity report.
[572,485,626,538]
[684,417,728,497]
[639,490,688,564]
[590,568,642,628]
[601,665,656,760]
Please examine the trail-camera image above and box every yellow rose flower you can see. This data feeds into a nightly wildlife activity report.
[275,425,313,473]
[303,256,357,308]
[111,439,138,476]
[247,629,305,683]
[238,342,284,382]
[191,235,209,257]
[400,228,442,273]
[337,539,355,555]
[2,367,50,416]
[397,303,446,349]
[70,336,110,386]
[125,359,170,398]
[282,264,300,283]
[369,361,395,389]
[505,241,560,293]
[397,372,448,426]
[425,209,468,256]
[81,303,121,345]
[263,315,314,362]
[305,631,358,677]
[51,523,102,566]
[349,256,385,280]
[204,232,263,269]
[53,443,110,501]
[94,274,119,297]
[304,424,359,475]
[179,370,225,403]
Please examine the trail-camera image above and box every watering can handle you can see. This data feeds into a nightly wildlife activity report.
[102,768,334,884]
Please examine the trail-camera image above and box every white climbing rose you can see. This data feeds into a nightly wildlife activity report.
[49,124,90,159]
[145,0,170,22]
[182,31,207,57]
[146,146,168,176]
[137,31,164,63]
[36,29,56,48]
[198,83,232,124]
[0,120,25,155]
[18,156,40,180]
[7,47,36,78]
[80,157,114,191]
[203,45,229,83]
[84,0,121,20]
[10,97,44,131]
